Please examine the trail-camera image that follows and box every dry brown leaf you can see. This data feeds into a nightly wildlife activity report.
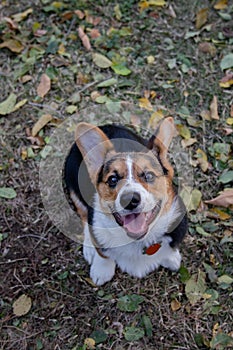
[198,42,216,56]
[210,95,219,120]
[171,299,181,312]
[12,8,33,22]
[78,27,91,51]
[89,28,101,39]
[196,8,208,29]
[13,294,32,316]
[31,114,53,137]
[37,74,51,98]
[205,189,233,208]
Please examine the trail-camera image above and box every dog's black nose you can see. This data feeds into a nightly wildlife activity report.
[120,192,141,210]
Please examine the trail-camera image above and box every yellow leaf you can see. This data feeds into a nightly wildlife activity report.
[196,148,209,172]
[58,43,66,55]
[37,73,51,98]
[139,0,166,11]
[13,294,32,316]
[148,110,164,128]
[176,124,191,139]
[214,0,228,10]
[219,79,233,88]
[0,39,24,53]
[196,8,208,29]
[138,97,153,111]
[147,55,155,64]
[32,114,53,137]
[210,208,230,220]
[171,299,181,312]
[226,118,233,125]
[84,338,96,349]
[13,99,27,112]
[209,95,219,120]
[12,8,33,22]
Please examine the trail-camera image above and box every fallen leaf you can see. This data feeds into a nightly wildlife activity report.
[84,338,95,349]
[0,39,24,53]
[139,0,166,11]
[13,294,32,316]
[0,93,17,115]
[74,9,85,19]
[32,114,53,136]
[200,109,211,121]
[93,53,112,68]
[180,187,202,212]
[185,270,206,305]
[37,74,51,98]
[171,298,181,311]
[66,105,77,114]
[209,208,230,220]
[12,8,33,22]
[219,72,233,88]
[181,138,197,148]
[218,275,233,285]
[196,148,209,172]
[89,28,101,39]
[4,17,18,30]
[210,96,219,120]
[226,118,233,125]
[176,124,191,139]
[138,97,153,111]
[205,189,233,208]
[114,4,122,20]
[218,171,233,184]
[214,0,228,10]
[198,42,216,56]
[0,187,17,199]
[111,63,131,76]
[231,104,233,117]
[196,8,208,29]
[13,98,27,112]
[78,26,91,51]
[220,53,233,71]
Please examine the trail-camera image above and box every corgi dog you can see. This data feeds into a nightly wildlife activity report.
[64,117,187,285]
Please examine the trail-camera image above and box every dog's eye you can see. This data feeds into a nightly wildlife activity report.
[107,175,119,188]
[144,171,155,183]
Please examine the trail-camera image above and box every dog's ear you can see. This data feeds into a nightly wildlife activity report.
[148,117,176,177]
[75,123,114,183]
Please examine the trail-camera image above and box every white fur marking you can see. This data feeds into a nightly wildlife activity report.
[126,155,133,182]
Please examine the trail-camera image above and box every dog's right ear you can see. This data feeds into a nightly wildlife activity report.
[75,123,114,184]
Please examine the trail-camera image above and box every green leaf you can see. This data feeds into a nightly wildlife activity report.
[106,101,121,114]
[93,53,112,68]
[179,266,191,283]
[218,274,233,286]
[124,327,145,341]
[203,263,218,283]
[111,63,131,76]
[196,226,211,237]
[97,78,117,87]
[0,93,17,115]
[142,315,153,337]
[90,330,108,344]
[220,53,233,70]
[40,145,52,159]
[218,171,233,184]
[117,294,144,312]
[210,332,233,349]
[0,187,17,199]
[185,270,206,305]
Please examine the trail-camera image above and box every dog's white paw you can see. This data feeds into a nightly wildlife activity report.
[160,248,182,271]
[90,257,116,286]
[83,244,96,265]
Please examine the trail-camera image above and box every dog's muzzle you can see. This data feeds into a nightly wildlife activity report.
[113,191,161,240]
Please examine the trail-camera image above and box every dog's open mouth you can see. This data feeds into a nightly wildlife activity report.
[113,202,161,240]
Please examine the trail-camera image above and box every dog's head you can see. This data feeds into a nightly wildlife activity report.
[76,118,176,240]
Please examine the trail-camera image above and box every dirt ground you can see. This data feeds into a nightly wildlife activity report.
[0,1,232,349]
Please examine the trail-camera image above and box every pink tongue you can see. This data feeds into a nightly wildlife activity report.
[123,213,147,234]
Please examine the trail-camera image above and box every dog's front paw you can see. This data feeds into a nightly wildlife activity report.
[90,257,116,286]
[161,248,182,271]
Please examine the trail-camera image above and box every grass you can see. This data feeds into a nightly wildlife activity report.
[0,0,232,349]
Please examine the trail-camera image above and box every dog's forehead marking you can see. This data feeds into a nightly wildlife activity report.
[126,155,133,181]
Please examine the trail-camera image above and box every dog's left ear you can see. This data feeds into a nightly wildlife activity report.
[148,117,176,177]
[75,123,115,184]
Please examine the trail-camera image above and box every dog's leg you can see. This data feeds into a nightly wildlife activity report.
[90,252,116,286]
[159,245,182,271]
